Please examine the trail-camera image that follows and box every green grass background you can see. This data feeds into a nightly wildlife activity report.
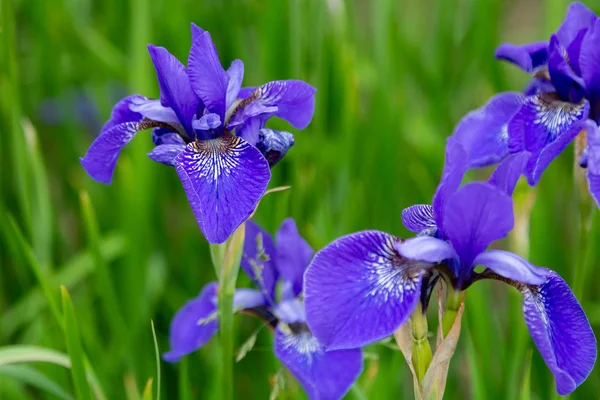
[1,0,599,398]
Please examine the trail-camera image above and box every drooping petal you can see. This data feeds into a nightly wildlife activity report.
[522,271,597,395]
[395,236,457,264]
[556,2,597,46]
[304,231,425,350]
[508,93,589,185]
[494,41,549,73]
[547,34,586,103]
[227,80,316,130]
[452,92,524,168]
[401,204,436,233]
[188,24,228,119]
[276,218,313,297]
[473,250,549,285]
[274,323,363,400]
[488,152,529,196]
[226,60,244,110]
[174,133,271,244]
[585,120,600,208]
[148,143,186,166]
[579,19,600,109]
[241,220,279,301]
[432,137,469,234]
[443,182,514,270]
[163,282,219,363]
[256,129,295,167]
[80,95,149,184]
[147,44,199,132]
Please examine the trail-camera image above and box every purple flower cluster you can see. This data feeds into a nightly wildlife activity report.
[164,219,363,399]
[80,24,315,244]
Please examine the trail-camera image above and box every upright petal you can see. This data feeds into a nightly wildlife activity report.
[163,282,219,363]
[188,24,228,119]
[547,35,586,103]
[488,152,529,196]
[585,120,600,208]
[147,45,199,132]
[452,92,524,168]
[401,204,436,233]
[508,93,589,185]
[274,323,363,400]
[148,143,186,166]
[579,19,600,109]
[256,129,295,167]
[80,95,148,184]
[241,220,279,301]
[473,250,549,285]
[494,41,549,73]
[226,60,244,110]
[522,271,596,395]
[304,231,425,350]
[556,2,597,46]
[276,218,314,297]
[174,133,271,244]
[432,137,469,235]
[227,80,316,130]
[443,183,514,269]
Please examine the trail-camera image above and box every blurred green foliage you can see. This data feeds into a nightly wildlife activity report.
[1,0,599,398]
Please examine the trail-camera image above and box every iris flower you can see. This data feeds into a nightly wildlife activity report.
[80,24,315,244]
[304,139,596,395]
[164,219,363,400]
[454,3,600,207]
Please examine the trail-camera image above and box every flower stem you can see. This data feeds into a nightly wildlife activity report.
[213,225,246,400]
[410,303,432,383]
[442,288,465,338]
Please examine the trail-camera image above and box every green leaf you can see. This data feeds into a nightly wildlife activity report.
[519,350,533,400]
[61,286,92,400]
[0,365,74,400]
[142,378,154,400]
[151,320,161,400]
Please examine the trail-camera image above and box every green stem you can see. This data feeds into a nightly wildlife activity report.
[442,288,465,338]
[572,200,593,298]
[410,303,432,384]
[213,225,245,400]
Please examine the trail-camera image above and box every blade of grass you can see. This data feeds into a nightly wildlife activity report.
[151,320,160,400]
[0,365,75,400]
[61,286,92,400]
[142,378,154,400]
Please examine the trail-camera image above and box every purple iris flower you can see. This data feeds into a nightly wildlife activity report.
[454,3,600,207]
[304,139,596,395]
[80,24,316,244]
[163,219,363,400]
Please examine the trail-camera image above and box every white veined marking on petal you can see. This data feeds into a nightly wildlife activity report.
[532,97,584,141]
[280,329,323,366]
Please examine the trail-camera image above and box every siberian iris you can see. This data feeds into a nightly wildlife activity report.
[304,139,596,395]
[164,219,363,400]
[80,24,315,244]
[453,3,600,207]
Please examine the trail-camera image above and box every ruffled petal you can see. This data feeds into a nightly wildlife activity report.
[443,182,514,269]
[473,250,549,285]
[225,60,244,110]
[174,133,271,244]
[488,152,529,196]
[80,95,148,184]
[395,236,457,264]
[147,44,199,132]
[256,128,295,167]
[494,41,549,73]
[585,120,600,208]
[522,271,597,395]
[227,80,316,130]
[452,92,524,168]
[188,24,228,119]
[274,323,363,400]
[276,218,313,297]
[148,144,186,166]
[401,204,436,233]
[163,282,219,363]
[432,137,469,235]
[241,220,279,301]
[508,93,589,185]
[556,2,597,46]
[304,231,425,350]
